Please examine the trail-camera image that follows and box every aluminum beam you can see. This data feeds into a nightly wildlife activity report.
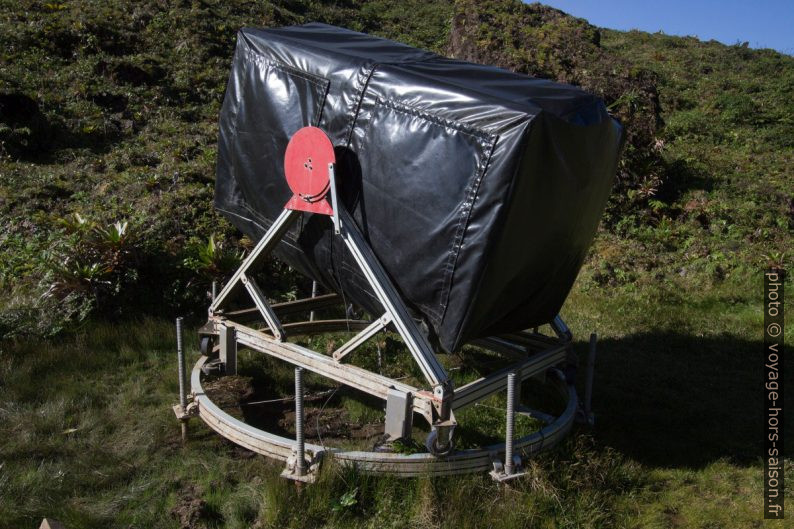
[338,207,450,400]
[452,344,568,411]
[333,313,391,362]
[209,208,300,313]
[228,321,435,421]
[241,273,286,341]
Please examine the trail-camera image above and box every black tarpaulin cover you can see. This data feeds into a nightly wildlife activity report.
[215,23,623,353]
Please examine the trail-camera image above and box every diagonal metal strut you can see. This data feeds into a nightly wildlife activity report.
[332,313,392,362]
[209,208,301,314]
[337,207,451,399]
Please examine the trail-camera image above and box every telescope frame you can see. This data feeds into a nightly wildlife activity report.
[177,212,591,479]
[175,144,594,479]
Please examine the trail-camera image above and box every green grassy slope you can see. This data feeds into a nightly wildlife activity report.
[1,298,790,528]
[0,0,792,527]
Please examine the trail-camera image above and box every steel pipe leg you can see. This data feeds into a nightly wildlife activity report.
[491,370,527,482]
[176,317,187,410]
[504,371,516,476]
[175,317,188,442]
[295,367,307,476]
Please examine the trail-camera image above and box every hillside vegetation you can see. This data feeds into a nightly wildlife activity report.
[0,1,791,527]
[1,0,791,334]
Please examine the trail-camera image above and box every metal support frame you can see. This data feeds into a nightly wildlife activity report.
[187,168,593,478]
[187,351,579,477]
[328,163,341,234]
[209,208,300,314]
[216,319,436,422]
[336,208,451,408]
[222,293,340,324]
[208,198,453,424]
[452,343,567,411]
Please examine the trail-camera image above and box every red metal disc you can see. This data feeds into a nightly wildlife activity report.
[284,126,336,216]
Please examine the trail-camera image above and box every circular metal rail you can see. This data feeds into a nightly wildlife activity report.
[188,331,579,477]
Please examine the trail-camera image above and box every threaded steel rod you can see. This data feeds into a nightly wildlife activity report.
[176,317,187,410]
[295,367,306,475]
[505,371,516,475]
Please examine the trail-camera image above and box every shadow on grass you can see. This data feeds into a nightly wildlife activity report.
[587,331,791,468]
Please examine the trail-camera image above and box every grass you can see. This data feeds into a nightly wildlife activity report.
[1,277,790,528]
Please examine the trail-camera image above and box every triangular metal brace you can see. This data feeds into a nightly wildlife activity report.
[209,169,453,415]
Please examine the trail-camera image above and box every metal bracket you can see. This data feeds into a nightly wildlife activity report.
[384,388,414,440]
[172,401,199,421]
[219,324,237,375]
[551,315,572,342]
[489,454,527,483]
[280,449,322,483]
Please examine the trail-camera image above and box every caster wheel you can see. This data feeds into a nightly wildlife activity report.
[425,428,454,457]
[199,335,214,356]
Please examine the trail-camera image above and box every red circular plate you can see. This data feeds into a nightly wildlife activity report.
[284,126,336,201]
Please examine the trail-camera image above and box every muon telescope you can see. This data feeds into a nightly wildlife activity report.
[173,23,623,480]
